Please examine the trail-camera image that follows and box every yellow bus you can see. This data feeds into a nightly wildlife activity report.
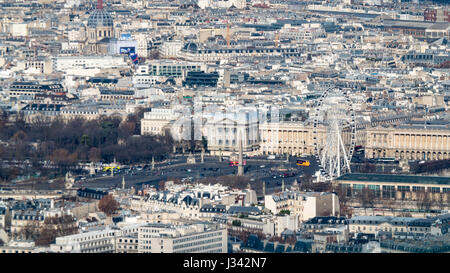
[296,160,310,167]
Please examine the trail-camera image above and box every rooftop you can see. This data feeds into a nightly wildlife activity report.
[336,173,450,185]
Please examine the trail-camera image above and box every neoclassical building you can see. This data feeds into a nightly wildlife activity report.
[365,125,450,160]
[260,122,450,161]
[203,111,260,155]
[86,0,114,54]
[259,122,319,156]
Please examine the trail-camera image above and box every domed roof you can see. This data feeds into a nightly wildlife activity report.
[183,42,198,53]
[87,9,113,28]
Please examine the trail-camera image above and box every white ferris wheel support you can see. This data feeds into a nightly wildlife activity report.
[313,88,356,181]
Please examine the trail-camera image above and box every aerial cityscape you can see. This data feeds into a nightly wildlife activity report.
[0,0,449,256]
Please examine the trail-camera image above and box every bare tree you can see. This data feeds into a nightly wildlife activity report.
[333,184,351,217]
[15,222,40,241]
[98,194,120,216]
[416,190,435,214]
[358,188,376,214]
[35,215,78,246]
[88,147,101,162]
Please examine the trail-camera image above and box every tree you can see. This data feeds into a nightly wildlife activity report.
[98,194,120,216]
[333,184,356,217]
[49,148,78,173]
[158,181,165,191]
[359,187,376,214]
[278,209,291,216]
[88,147,101,162]
[416,190,435,214]
[232,220,241,227]
[201,136,208,152]
[35,215,78,246]
[15,222,40,241]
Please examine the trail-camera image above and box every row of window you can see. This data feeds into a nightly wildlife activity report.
[173,237,222,250]
[118,238,138,243]
[343,184,450,193]
[175,243,223,253]
[352,225,429,232]
[173,231,223,244]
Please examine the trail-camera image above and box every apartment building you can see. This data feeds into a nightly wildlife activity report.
[10,210,45,235]
[8,82,65,99]
[136,60,204,78]
[138,223,227,253]
[49,224,143,253]
[264,191,340,223]
[52,55,127,72]
[348,215,450,237]
[178,42,302,63]
[279,24,326,41]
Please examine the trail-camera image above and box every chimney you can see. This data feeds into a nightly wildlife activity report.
[97,0,103,10]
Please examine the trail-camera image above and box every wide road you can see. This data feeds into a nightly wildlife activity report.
[73,155,320,192]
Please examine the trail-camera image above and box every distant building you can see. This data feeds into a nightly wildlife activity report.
[365,125,450,161]
[202,109,260,155]
[77,188,109,200]
[183,71,219,87]
[335,173,450,202]
[8,81,65,99]
[197,0,246,10]
[424,8,450,23]
[85,0,115,54]
[141,108,182,136]
[264,191,340,223]
[50,224,142,253]
[349,214,450,238]
[138,223,227,253]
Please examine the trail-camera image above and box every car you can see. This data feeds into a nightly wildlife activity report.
[260,165,265,168]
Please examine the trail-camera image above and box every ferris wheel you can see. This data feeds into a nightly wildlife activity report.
[312,88,356,181]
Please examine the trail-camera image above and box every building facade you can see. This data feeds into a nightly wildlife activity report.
[335,173,450,202]
[264,191,340,223]
[365,125,450,161]
[138,223,227,253]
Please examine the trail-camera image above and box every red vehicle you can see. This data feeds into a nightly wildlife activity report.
[229,161,246,166]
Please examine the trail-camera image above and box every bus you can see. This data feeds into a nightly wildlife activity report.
[296,159,310,167]
[103,166,120,172]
